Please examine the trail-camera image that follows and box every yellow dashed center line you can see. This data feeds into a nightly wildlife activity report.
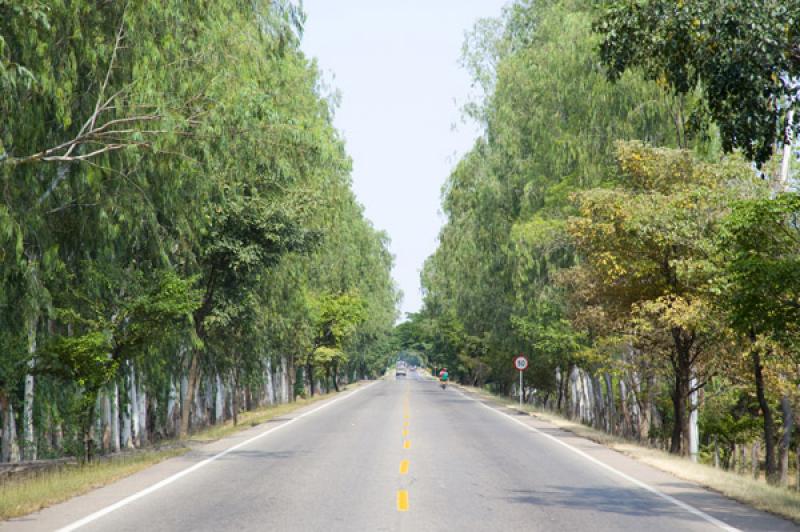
[402,429,408,438]
[403,439,411,449]
[397,490,409,511]
[399,459,409,474]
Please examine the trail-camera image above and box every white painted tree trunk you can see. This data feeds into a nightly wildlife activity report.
[137,385,147,446]
[111,382,121,452]
[280,356,289,404]
[1,396,21,462]
[23,317,37,461]
[604,373,616,434]
[128,367,139,447]
[582,372,593,424]
[165,378,178,436]
[569,367,579,419]
[780,109,794,186]
[689,375,699,462]
[215,374,225,424]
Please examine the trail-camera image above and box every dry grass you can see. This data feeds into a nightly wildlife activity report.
[462,384,800,524]
[0,448,186,520]
[190,383,361,443]
[0,382,362,521]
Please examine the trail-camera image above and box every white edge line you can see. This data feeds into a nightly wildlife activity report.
[454,388,740,532]
[56,381,379,532]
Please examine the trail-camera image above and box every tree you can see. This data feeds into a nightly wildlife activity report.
[566,141,761,454]
[718,193,800,482]
[595,0,800,165]
[304,293,367,395]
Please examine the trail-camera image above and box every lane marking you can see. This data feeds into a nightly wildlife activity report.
[402,429,408,438]
[403,440,411,449]
[397,490,409,511]
[57,381,380,532]
[454,388,740,532]
[403,421,409,428]
[399,459,409,474]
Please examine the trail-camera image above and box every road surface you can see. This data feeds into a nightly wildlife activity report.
[3,373,797,531]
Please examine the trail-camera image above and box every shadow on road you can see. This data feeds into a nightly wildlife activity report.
[508,485,692,521]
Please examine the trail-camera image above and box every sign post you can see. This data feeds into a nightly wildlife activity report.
[513,355,529,409]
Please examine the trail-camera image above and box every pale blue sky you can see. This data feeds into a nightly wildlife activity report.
[300,1,507,317]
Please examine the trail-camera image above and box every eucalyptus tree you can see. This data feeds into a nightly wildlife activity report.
[421,0,680,397]
[1,0,400,459]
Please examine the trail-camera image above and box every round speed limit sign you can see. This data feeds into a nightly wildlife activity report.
[514,355,528,371]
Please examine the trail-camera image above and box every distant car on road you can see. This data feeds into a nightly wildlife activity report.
[396,361,407,377]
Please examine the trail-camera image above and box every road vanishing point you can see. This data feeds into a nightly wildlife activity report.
[3,373,797,532]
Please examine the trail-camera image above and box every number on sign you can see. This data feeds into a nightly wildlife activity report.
[514,355,528,371]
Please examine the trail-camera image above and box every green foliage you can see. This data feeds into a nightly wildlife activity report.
[719,193,800,345]
[595,0,800,165]
[417,0,679,392]
[0,0,398,459]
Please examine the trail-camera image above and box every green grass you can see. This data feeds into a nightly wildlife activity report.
[0,383,362,521]
[460,384,800,524]
[0,448,186,520]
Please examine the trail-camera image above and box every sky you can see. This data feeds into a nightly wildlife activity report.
[300,1,507,318]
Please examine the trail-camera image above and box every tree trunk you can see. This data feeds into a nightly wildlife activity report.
[604,373,617,435]
[1,392,20,462]
[111,381,120,453]
[740,443,747,474]
[265,359,275,406]
[232,374,239,427]
[689,374,699,462]
[137,384,147,446]
[619,379,632,438]
[101,392,111,452]
[128,366,139,447]
[180,352,200,437]
[779,396,793,487]
[752,348,778,483]
[306,358,315,397]
[281,356,290,403]
[713,435,720,468]
[83,398,96,463]
[215,374,225,424]
[670,372,686,454]
[166,379,178,436]
[796,442,800,491]
[23,316,37,461]
[331,364,340,393]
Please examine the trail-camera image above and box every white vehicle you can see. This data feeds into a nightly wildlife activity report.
[396,361,407,377]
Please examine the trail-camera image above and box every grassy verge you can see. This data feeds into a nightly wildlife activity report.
[0,448,186,520]
[190,383,361,443]
[459,384,800,524]
[0,382,362,521]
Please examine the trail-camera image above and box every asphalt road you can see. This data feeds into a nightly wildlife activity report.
[4,373,797,531]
